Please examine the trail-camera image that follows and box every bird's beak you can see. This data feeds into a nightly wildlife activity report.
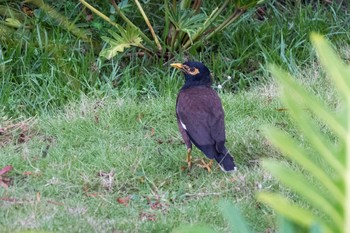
[170,63,183,70]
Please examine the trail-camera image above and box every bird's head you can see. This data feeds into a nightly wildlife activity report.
[171,61,212,88]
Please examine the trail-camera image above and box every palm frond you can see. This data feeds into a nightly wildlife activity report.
[258,33,350,233]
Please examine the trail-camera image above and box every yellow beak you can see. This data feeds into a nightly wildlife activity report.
[170,63,183,70]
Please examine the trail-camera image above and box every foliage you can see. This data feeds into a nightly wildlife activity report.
[1,1,350,116]
[258,33,350,232]
[0,0,89,41]
[79,0,265,59]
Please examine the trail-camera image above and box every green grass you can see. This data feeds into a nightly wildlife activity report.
[0,61,340,232]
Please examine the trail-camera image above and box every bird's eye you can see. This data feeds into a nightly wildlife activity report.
[189,67,195,72]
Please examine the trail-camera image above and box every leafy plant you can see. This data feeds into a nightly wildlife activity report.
[258,33,350,232]
[0,1,88,43]
[25,0,89,41]
[79,0,266,59]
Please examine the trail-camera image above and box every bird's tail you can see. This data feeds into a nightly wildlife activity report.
[215,151,237,173]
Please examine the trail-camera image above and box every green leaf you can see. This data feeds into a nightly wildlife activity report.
[219,200,252,233]
[100,26,143,59]
[311,33,350,100]
[269,64,346,145]
[4,18,22,28]
[282,88,344,173]
[168,8,207,43]
[264,127,343,202]
[262,160,342,230]
[257,193,329,231]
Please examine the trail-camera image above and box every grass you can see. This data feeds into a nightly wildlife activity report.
[0,1,348,232]
[0,59,341,232]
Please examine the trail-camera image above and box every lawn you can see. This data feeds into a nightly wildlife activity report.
[0,64,340,232]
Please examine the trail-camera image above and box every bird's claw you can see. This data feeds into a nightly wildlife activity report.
[195,159,213,172]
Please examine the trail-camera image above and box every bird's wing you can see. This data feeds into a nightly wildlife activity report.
[176,97,192,149]
[176,87,226,152]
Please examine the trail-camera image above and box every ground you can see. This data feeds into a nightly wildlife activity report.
[0,77,337,232]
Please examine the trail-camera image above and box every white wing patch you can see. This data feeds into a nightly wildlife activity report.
[176,104,187,131]
[180,120,187,130]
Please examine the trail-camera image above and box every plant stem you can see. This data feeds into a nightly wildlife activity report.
[162,0,171,45]
[79,0,119,28]
[109,0,158,51]
[192,0,202,12]
[205,8,246,41]
[182,0,230,49]
[170,29,179,52]
[183,7,243,51]
[134,0,162,52]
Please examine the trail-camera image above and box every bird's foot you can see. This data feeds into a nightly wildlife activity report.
[185,148,192,170]
[195,159,213,172]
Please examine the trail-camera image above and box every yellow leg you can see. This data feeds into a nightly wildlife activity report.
[186,148,192,169]
[196,159,213,172]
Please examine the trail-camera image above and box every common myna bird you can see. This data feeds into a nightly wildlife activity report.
[171,61,237,173]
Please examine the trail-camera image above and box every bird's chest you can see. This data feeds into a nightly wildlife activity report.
[176,89,216,122]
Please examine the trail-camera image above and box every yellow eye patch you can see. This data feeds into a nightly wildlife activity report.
[183,65,200,75]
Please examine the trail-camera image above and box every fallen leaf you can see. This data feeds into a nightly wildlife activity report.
[0,165,12,176]
[117,196,131,206]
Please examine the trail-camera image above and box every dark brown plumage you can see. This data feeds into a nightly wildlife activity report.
[171,61,237,172]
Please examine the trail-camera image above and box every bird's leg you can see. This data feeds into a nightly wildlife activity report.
[186,148,192,169]
[196,159,213,172]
